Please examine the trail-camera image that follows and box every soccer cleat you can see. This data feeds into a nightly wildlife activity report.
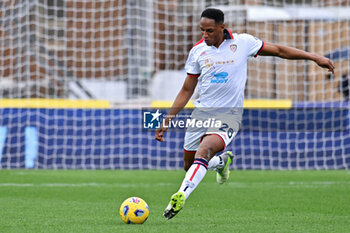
[216,151,234,184]
[163,191,185,220]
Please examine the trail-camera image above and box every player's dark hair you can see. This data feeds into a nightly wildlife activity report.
[201,8,224,24]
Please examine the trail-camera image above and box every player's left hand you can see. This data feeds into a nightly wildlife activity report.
[314,55,335,74]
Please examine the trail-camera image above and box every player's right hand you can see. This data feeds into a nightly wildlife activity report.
[155,126,168,142]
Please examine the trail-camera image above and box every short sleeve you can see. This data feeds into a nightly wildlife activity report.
[185,48,201,75]
[240,33,264,57]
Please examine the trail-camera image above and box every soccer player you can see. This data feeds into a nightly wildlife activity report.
[155,8,334,220]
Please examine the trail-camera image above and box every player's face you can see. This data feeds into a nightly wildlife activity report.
[200,17,225,48]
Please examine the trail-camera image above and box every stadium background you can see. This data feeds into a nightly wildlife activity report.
[0,0,350,169]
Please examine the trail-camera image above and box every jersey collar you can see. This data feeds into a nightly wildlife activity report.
[224,29,234,39]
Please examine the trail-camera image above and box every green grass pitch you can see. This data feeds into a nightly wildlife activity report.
[0,170,349,233]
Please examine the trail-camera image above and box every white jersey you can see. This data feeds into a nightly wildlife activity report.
[185,29,264,108]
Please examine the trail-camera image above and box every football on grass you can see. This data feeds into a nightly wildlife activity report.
[119,197,149,224]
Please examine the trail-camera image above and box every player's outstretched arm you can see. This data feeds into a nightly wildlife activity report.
[259,42,335,73]
[155,75,198,142]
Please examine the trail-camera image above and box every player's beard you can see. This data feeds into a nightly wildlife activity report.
[205,36,221,47]
[204,39,211,46]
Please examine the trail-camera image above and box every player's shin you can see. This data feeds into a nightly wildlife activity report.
[178,157,208,199]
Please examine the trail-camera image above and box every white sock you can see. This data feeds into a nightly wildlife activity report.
[178,158,208,199]
[208,154,224,170]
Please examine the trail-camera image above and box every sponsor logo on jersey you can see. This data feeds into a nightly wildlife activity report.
[205,58,214,70]
[215,60,234,65]
[210,71,228,83]
[205,59,234,72]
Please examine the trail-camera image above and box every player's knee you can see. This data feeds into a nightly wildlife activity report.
[196,144,215,161]
[197,136,224,160]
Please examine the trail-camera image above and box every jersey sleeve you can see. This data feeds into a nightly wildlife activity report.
[185,47,201,76]
[241,33,264,57]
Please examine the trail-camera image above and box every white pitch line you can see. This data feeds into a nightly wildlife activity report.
[0,182,173,187]
[0,181,348,188]
[226,181,350,188]
[0,183,34,187]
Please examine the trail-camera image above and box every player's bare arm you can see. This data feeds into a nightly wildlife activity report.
[155,75,198,142]
[259,42,335,73]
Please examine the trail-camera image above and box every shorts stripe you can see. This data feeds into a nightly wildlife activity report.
[184,149,196,154]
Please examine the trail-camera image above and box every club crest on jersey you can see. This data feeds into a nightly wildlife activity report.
[230,44,237,53]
